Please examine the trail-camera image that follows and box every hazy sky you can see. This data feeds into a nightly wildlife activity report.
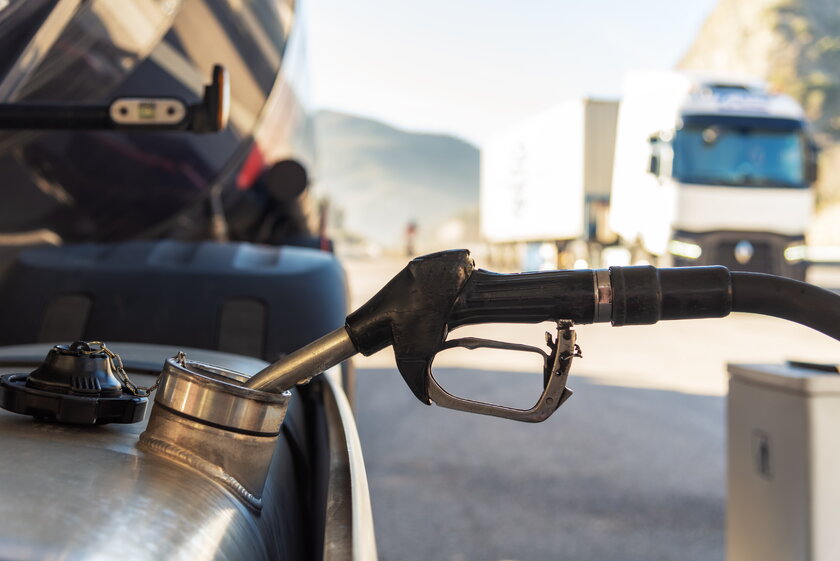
[305,0,719,145]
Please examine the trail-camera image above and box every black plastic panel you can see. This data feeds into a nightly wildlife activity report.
[0,241,347,361]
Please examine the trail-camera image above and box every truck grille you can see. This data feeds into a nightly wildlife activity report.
[714,241,775,274]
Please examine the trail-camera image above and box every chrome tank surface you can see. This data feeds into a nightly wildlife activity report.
[0,343,376,561]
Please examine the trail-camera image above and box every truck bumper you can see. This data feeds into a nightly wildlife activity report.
[669,230,807,280]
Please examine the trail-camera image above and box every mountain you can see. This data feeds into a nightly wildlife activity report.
[312,110,479,251]
[677,0,840,204]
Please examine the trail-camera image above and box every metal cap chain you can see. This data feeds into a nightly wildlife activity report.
[86,341,161,397]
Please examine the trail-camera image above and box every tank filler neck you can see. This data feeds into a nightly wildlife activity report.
[139,354,292,509]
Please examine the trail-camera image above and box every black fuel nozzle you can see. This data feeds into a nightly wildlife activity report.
[249,252,735,405]
[0,341,148,424]
[345,257,734,409]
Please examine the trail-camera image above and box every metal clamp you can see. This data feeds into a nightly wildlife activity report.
[593,269,612,323]
[427,321,580,422]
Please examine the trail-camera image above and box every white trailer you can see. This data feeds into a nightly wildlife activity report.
[480,99,618,270]
[610,71,818,278]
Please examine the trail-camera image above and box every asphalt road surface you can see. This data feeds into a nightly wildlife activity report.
[344,257,840,561]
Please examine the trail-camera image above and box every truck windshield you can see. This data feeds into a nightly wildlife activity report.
[672,118,806,188]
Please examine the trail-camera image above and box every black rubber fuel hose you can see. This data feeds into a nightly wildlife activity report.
[730,272,840,341]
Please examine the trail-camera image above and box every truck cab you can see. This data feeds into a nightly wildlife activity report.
[610,72,817,279]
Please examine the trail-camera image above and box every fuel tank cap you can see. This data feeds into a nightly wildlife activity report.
[0,341,148,424]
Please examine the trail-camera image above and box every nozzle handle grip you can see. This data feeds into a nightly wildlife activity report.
[448,269,598,328]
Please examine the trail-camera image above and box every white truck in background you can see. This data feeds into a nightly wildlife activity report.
[480,98,619,270]
[609,71,818,279]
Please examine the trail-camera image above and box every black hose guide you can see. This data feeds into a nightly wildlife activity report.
[609,265,733,325]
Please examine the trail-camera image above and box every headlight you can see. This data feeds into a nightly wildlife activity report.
[668,239,702,259]
[784,244,807,262]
